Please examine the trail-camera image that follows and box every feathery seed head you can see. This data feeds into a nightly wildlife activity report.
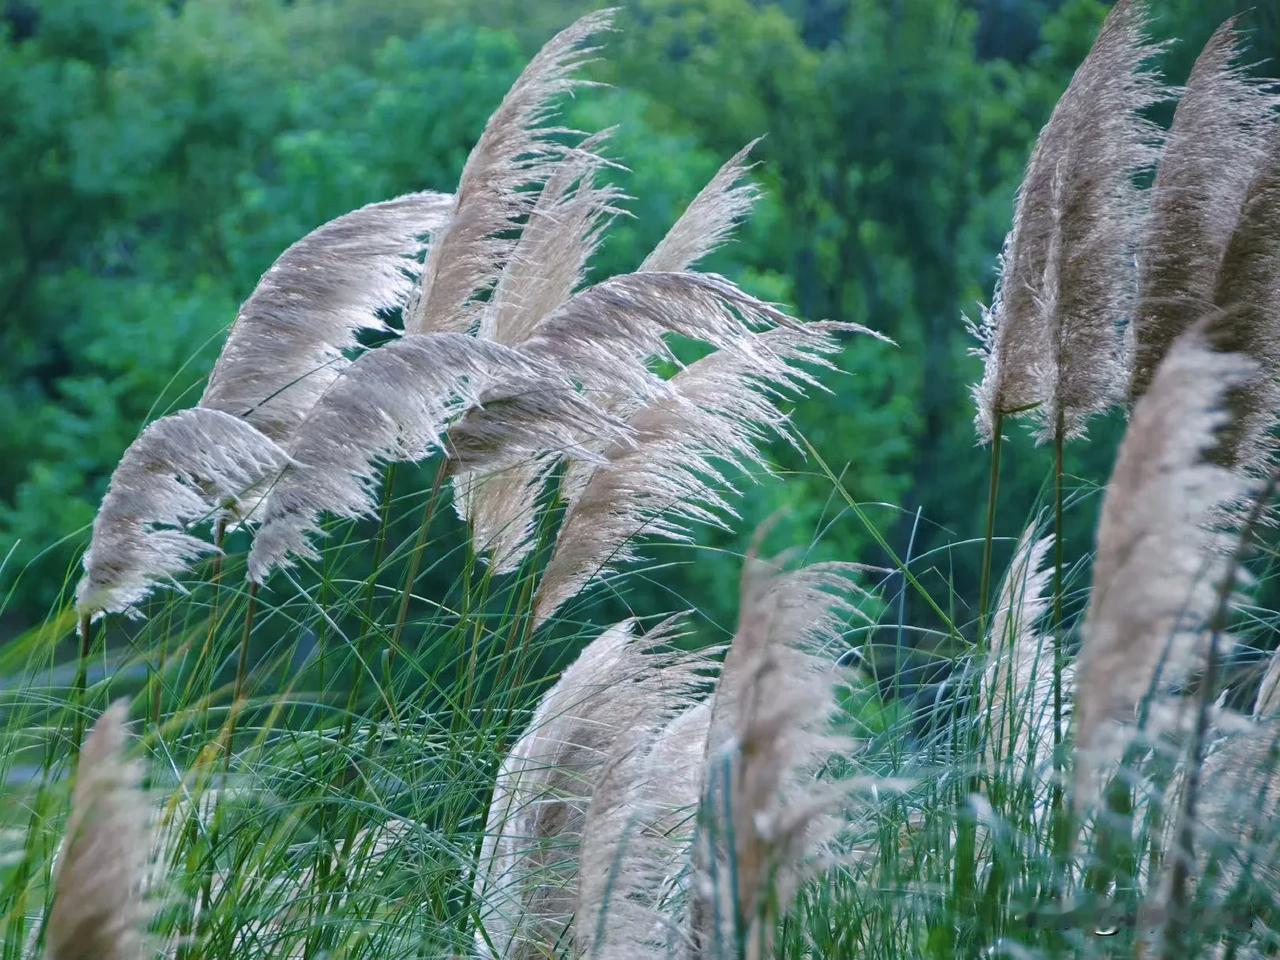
[1131,19,1277,401]
[247,333,549,583]
[689,556,864,960]
[475,616,710,959]
[640,140,763,275]
[76,409,290,617]
[973,0,1167,443]
[201,192,452,442]
[47,703,148,960]
[979,527,1062,777]
[1075,325,1255,811]
[406,10,615,336]
[532,321,874,627]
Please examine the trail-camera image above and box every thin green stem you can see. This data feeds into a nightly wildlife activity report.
[339,463,402,738]
[196,516,228,736]
[977,411,1004,641]
[362,463,397,626]
[802,436,962,642]
[71,613,92,759]
[1050,415,1068,871]
[390,460,448,657]
[224,582,259,771]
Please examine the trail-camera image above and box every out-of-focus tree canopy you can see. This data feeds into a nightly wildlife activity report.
[1,0,1272,634]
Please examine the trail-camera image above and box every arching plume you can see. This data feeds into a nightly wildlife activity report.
[688,557,861,960]
[459,143,769,574]
[454,136,625,572]
[972,0,1166,443]
[474,617,710,960]
[47,703,148,960]
[405,10,614,335]
[523,271,800,407]
[76,409,290,617]
[532,321,873,627]
[480,132,623,348]
[640,141,762,274]
[447,381,629,577]
[200,191,453,442]
[1130,20,1276,400]
[1208,126,1280,475]
[1074,328,1255,811]
[574,687,713,960]
[979,527,1058,776]
[450,270,803,575]
[246,333,549,583]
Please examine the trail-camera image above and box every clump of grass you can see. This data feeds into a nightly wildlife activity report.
[8,6,1280,960]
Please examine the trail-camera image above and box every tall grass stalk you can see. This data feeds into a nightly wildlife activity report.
[977,411,1004,639]
[225,581,259,768]
[70,614,92,759]
[389,460,448,656]
[1049,412,1068,874]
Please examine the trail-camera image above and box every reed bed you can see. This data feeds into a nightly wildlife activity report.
[5,3,1280,958]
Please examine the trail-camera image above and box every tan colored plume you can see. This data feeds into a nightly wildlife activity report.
[688,557,861,960]
[458,142,768,575]
[246,333,567,583]
[448,270,805,579]
[1130,19,1276,400]
[405,10,613,335]
[47,703,148,960]
[531,321,874,627]
[1255,647,1280,716]
[473,617,710,960]
[523,271,801,412]
[574,685,714,959]
[1074,327,1254,811]
[76,408,290,617]
[200,192,452,443]
[479,131,623,349]
[1207,126,1280,476]
[453,135,626,573]
[972,0,1165,443]
[979,526,1060,778]
[640,140,762,274]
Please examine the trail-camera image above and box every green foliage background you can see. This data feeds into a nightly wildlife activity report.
[2,0,1275,638]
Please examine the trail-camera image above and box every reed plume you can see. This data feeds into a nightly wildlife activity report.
[200,192,452,442]
[405,10,613,335]
[474,616,710,960]
[246,333,557,583]
[1130,19,1275,400]
[454,137,625,572]
[456,140,770,572]
[448,269,805,578]
[76,409,290,617]
[639,141,761,274]
[979,526,1059,776]
[688,556,860,960]
[523,271,800,406]
[972,0,1165,443]
[480,133,622,348]
[1206,126,1280,476]
[573,688,714,959]
[1074,327,1254,811]
[1190,709,1280,896]
[46,703,148,960]
[532,321,870,626]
